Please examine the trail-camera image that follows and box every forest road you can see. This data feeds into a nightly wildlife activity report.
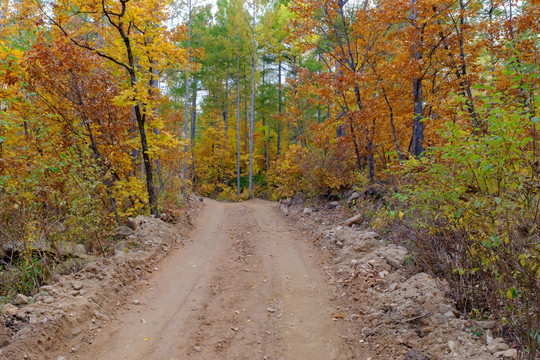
[74,199,356,360]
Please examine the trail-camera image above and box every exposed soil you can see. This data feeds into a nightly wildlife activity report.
[281,199,517,360]
[0,198,516,360]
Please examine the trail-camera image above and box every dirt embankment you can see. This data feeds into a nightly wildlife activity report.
[281,198,518,360]
[0,198,202,360]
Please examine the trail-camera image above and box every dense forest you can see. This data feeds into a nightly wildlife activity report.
[0,0,538,357]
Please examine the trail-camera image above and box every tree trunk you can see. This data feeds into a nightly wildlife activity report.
[190,78,197,180]
[248,1,256,199]
[410,0,425,158]
[183,0,192,199]
[224,74,229,140]
[244,72,248,154]
[236,35,241,196]
[411,77,425,157]
[277,60,282,155]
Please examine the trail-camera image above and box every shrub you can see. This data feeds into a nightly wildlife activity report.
[392,71,539,358]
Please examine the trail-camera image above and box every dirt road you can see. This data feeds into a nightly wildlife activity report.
[74,199,354,360]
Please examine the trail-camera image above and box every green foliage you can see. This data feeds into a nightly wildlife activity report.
[228,174,267,192]
[392,64,539,358]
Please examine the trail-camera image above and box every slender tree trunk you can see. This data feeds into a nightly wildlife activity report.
[117,10,158,215]
[248,0,256,199]
[410,0,425,158]
[277,60,282,155]
[190,78,197,180]
[411,77,425,157]
[224,74,229,140]
[183,0,192,199]
[349,122,362,172]
[244,72,248,154]
[236,35,241,196]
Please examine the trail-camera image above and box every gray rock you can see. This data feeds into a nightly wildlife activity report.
[494,349,517,359]
[347,192,360,204]
[291,194,304,206]
[109,226,134,239]
[377,245,408,268]
[404,349,430,360]
[302,208,313,215]
[485,329,494,344]
[1,304,19,316]
[444,310,456,319]
[487,338,509,354]
[344,213,363,226]
[389,283,399,291]
[133,299,141,305]
[127,215,149,230]
[15,294,30,305]
[72,282,83,291]
[476,320,497,329]
[328,201,340,209]
[71,327,82,337]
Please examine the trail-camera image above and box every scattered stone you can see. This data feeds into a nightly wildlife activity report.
[485,329,494,344]
[266,308,277,313]
[344,213,363,227]
[303,208,313,215]
[444,310,456,319]
[159,213,170,222]
[15,294,30,305]
[127,215,149,230]
[110,226,134,239]
[291,194,303,206]
[378,246,408,268]
[404,349,430,360]
[1,303,19,316]
[494,349,517,359]
[328,201,340,209]
[72,282,83,290]
[43,297,54,304]
[71,327,82,337]
[57,357,67,360]
[347,192,360,204]
[476,320,497,329]
[133,300,141,305]
[487,338,509,354]
[193,345,201,352]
